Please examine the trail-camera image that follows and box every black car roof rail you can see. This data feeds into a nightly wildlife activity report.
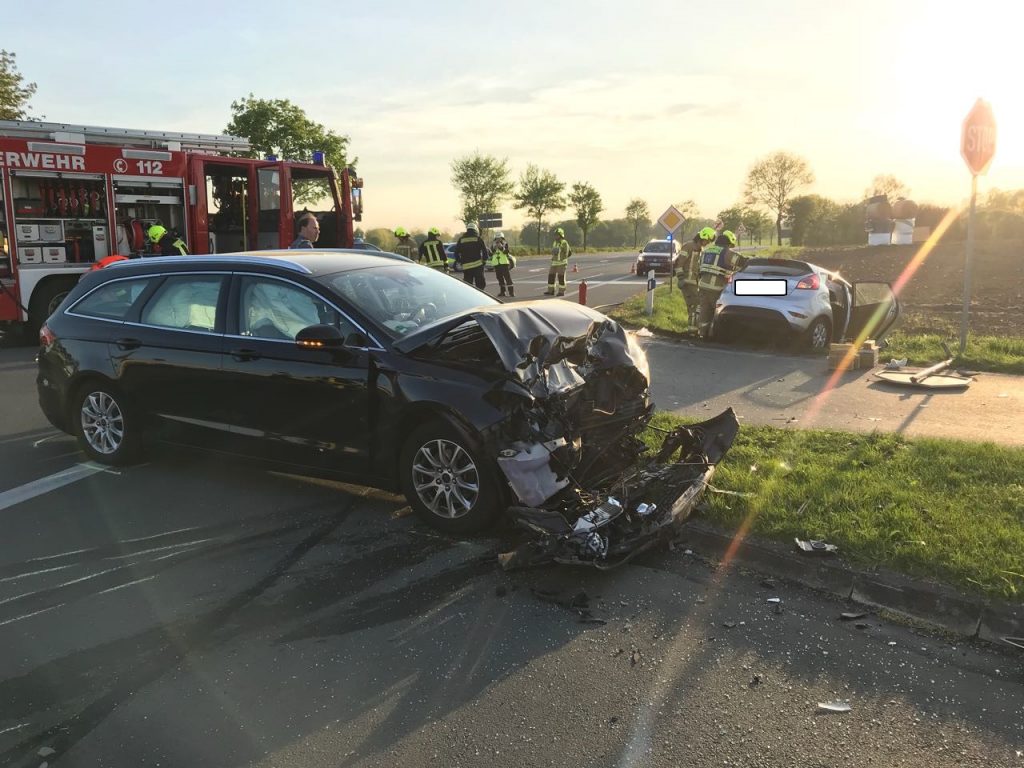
[105,255,313,274]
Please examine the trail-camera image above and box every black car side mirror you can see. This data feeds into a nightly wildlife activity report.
[296,324,344,349]
[343,331,369,348]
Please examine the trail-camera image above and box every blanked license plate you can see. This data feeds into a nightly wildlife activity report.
[734,279,787,296]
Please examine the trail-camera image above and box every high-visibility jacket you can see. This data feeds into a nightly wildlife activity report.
[679,240,704,286]
[698,245,743,292]
[489,245,512,267]
[455,233,488,270]
[157,233,188,256]
[551,236,572,267]
[394,237,418,261]
[418,236,447,269]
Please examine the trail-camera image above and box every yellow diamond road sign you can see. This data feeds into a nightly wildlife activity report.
[658,206,685,235]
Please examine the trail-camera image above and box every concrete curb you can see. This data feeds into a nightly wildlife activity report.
[679,520,1022,645]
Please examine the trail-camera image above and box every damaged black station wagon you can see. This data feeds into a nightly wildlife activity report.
[38,251,737,566]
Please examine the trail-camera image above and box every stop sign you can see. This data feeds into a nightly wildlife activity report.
[961,99,997,175]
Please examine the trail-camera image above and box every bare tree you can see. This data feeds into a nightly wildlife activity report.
[625,198,650,248]
[865,174,909,201]
[744,151,814,245]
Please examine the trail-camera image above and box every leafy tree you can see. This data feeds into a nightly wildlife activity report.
[744,151,814,245]
[716,205,746,233]
[226,95,350,204]
[624,198,650,248]
[513,164,566,253]
[450,152,514,228]
[865,174,909,201]
[568,182,603,252]
[0,50,37,120]
[364,228,396,251]
[741,209,773,245]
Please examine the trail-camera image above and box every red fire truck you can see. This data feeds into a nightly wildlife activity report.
[0,120,363,333]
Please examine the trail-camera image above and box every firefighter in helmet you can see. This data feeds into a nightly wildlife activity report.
[393,227,418,261]
[147,224,188,256]
[678,226,718,332]
[696,229,746,339]
[418,227,448,271]
[489,232,514,297]
[544,227,572,296]
[454,222,488,289]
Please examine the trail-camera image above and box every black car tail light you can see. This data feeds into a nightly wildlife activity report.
[39,323,56,348]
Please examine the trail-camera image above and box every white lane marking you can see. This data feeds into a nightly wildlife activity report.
[96,575,156,596]
[0,563,77,584]
[0,722,30,736]
[0,462,114,513]
[0,603,65,628]
[0,430,57,446]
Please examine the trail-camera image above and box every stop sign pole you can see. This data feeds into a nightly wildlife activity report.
[959,99,997,354]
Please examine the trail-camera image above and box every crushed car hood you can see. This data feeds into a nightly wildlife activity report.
[393,300,646,396]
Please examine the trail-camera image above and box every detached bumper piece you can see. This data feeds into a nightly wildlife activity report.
[499,408,739,570]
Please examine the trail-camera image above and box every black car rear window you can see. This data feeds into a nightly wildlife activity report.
[71,277,154,320]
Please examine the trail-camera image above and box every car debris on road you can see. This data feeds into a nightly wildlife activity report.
[498,408,740,569]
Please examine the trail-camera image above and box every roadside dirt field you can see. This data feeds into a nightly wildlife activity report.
[793,239,1024,336]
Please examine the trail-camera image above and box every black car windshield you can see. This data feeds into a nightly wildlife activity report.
[319,264,499,338]
[643,241,673,253]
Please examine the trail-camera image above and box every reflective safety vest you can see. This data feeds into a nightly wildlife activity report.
[489,248,511,267]
[394,238,417,261]
[681,242,703,286]
[418,238,447,269]
[698,245,740,292]
[551,237,572,267]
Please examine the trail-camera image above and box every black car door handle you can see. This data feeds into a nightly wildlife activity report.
[115,337,141,351]
[229,348,261,362]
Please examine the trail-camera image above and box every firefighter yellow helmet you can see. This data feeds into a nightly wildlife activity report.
[428,226,440,236]
[722,230,738,247]
[555,227,565,237]
[698,226,717,241]
[394,226,408,237]
[147,224,167,243]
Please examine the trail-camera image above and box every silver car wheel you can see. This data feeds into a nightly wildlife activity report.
[411,438,480,519]
[81,391,125,455]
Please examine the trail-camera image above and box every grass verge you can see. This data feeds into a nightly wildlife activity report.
[607,285,691,335]
[643,413,1024,599]
[882,331,1024,375]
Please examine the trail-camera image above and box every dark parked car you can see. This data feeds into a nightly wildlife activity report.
[39,251,723,547]
[636,239,681,275]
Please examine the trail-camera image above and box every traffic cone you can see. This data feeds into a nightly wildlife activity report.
[630,262,635,274]
[572,262,579,273]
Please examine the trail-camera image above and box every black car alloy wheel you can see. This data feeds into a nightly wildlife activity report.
[400,420,500,533]
[74,383,143,465]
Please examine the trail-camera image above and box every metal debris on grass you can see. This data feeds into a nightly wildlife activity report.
[795,538,838,555]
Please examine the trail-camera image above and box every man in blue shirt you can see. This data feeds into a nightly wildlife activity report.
[290,213,320,248]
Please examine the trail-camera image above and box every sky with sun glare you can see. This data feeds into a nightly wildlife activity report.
[7,0,1021,232]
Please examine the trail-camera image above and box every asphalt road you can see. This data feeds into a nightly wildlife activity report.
[0,343,1021,767]
[481,250,648,309]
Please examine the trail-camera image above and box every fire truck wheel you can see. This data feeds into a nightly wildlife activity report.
[72,381,144,465]
[28,279,76,338]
